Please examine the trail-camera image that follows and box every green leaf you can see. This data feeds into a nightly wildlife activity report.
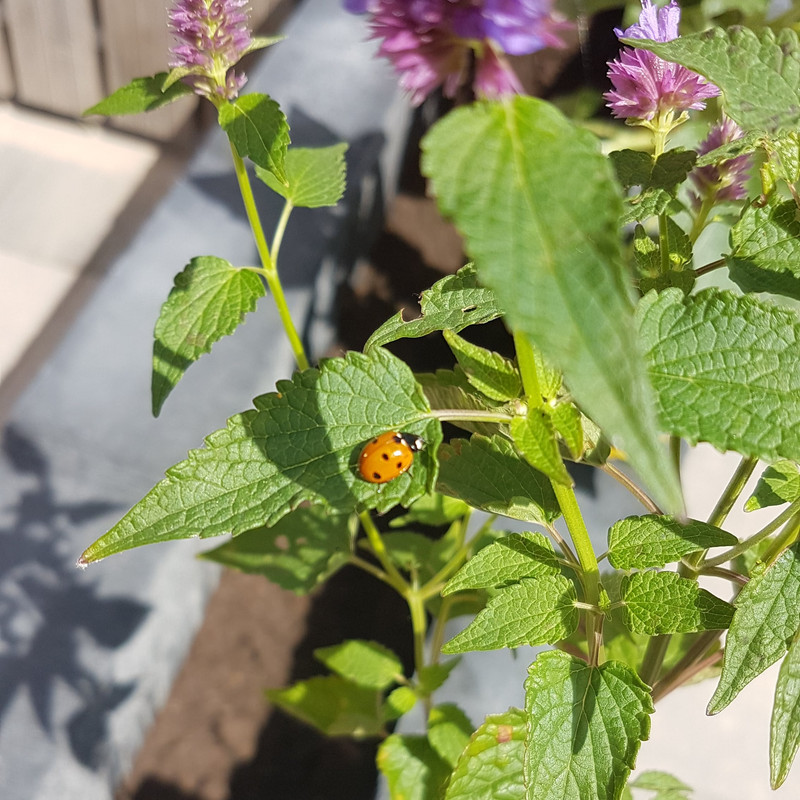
[219,93,290,183]
[444,708,527,800]
[151,256,266,415]
[443,531,560,595]
[80,349,441,563]
[625,27,800,133]
[629,770,693,799]
[242,34,285,57]
[256,143,348,208]
[384,686,418,721]
[610,148,696,223]
[608,515,738,569]
[314,640,404,690]
[638,288,800,463]
[524,651,653,800]
[442,575,578,653]
[621,571,734,635]
[199,506,351,594]
[634,221,695,296]
[771,630,800,788]
[745,461,800,511]
[377,735,451,800]
[510,411,571,486]
[550,402,583,459]
[390,491,470,528]
[727,198,800,300]
[428,703,474,767]
[83,73,194,116]
[266,675,383,738]
[443,329,521,402]
[417,659,461,698]
[422,96,681,515]
[436,435,561,526]
[709,544,800,714]
[365,264,502,352]
[416,369,504,438]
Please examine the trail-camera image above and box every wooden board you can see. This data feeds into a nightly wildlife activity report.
[5,0,103,116]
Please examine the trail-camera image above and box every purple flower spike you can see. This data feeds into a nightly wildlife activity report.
[346,0,569,106]
[689,116,752,209]
[604,0,719,122]
[169,0,253,101]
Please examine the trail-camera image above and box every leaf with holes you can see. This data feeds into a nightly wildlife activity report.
[81,349,441,563]
[524,651,653,800]
[638,288,800,463]
[423,96,681,514]
[152,256,266,415]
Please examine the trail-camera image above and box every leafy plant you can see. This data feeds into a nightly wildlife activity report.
[77,0,800,796]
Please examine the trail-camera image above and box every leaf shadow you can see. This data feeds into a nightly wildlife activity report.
[0,424,148,767]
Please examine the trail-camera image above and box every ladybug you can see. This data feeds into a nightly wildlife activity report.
[358,431,425,484]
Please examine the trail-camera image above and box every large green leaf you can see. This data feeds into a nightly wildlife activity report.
[422,96,681,514]
[256,143,348,208]
[727,198,800,301]
[745,461,800,512]
[524,651,653,800]
[219,93,289,183]
[377,735,451,800]
[80,349,441,562]
[443,531,560,595]
[199,506,351,594]
[152,256,266,416]
[442,575,578,653]
[608,515,737,569]
[709,544,800,713]
[83,73,194,116]
[626,27,800,133]
[620,571,734,635]
[771,630,800,789]
[436,435,561,526]
[266,675,383,738]
[444,708,527,800]
[638,288,800,463]
[365,264,502,352]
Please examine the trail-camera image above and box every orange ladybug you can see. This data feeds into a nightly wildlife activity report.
[358,431,425,484]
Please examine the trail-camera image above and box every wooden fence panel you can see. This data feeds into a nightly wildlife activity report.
[5,0,103,117]
[96,0,197,141]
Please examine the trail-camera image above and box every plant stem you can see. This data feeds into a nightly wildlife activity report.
[761,511,800,567]
[639,634,671,687]
[694,257,726,277]
[429,594,457,664]
[707,456,758,529]
[407,587,428,681]
[358,510,408,593]
[512,330,543,406]
[702,497,800,569]
[689,194,716,244]
[428,408,515,424]
[651,629,722,702]
[699,565,748,586]
[602,463,662,514]
[229,142,310,371]
[348,554,392,587]
[271,199,294,268]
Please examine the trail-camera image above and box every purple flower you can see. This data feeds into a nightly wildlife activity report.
[604,0,719,122]
[169,0,252,100]
[689,116,752,209]
[346,0,569,106]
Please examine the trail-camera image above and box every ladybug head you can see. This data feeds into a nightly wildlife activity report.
[399,433,425,452]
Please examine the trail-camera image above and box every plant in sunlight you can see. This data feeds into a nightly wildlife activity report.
[81,0,800,797]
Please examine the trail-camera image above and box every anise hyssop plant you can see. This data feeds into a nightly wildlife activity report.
[80,0,800,797]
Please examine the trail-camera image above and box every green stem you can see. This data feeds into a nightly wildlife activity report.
[601,463,662,514]
[512,331,543,407]
[651,629,722,703]
[761,512,800,567]
[428,408,515,424]
[707,456,758,529]
[640,635,671,687]
[702,497,800,569]
[229,142,310,371]
[694,257,726,277]
[689,194,716,244]
[271,200,294,268]
[658,213,671,275]
[407,588,429,682]
[358,510,408,593]
[430,594,458,664]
